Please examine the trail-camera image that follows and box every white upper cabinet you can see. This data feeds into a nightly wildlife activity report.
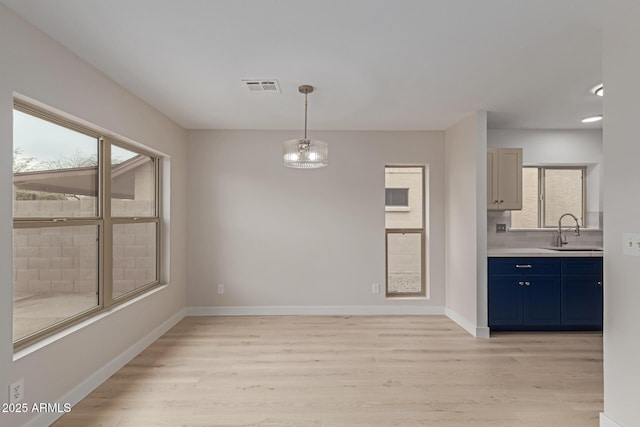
[487,147,522,210]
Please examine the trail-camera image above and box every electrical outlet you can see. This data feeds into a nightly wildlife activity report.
[496,223,507,233]
[623,233,640,256]
[217,284,225,294]
[372,283,380,294]
[9,379,24,404]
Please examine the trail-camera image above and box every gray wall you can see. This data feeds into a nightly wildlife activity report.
[444,112,488,336]
[0,6,188,426]
[186,130,446,312]
[602,1,640,425]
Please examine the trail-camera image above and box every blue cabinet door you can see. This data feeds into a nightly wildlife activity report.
[488,275,523,326]
[561,276,603,327]
[561,258,603,329]
[523,276,562,325]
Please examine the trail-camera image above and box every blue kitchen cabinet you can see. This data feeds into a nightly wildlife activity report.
[488,256,603,331]
[561,258,603,328]
[488,258,561,330]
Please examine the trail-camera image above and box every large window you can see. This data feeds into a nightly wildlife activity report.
[385,166,426,297]
[12,100,161,348]
[511,166,585,229]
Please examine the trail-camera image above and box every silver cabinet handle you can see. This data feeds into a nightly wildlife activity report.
[515,264,532,268]
[597,281,602,286]
[524,281,530,286]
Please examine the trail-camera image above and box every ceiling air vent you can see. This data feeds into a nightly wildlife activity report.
[242,79,282,94]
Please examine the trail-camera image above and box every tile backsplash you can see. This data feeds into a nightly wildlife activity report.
[487,211,603,249]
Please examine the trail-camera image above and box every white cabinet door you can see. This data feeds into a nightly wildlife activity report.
[487,148,522,210]
[487,148,500,209]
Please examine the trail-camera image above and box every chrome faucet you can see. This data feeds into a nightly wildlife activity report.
[557,213,581,247]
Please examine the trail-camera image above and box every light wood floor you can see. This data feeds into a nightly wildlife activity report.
[53,316,603,427]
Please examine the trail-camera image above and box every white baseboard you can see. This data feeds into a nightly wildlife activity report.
[445,308,489,338]
[188,305,489,338]
[600,412,623,427]
[475,327,490,338]
[186,305,446,316]
[27,308,186,427]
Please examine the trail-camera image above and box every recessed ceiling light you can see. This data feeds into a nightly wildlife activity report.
[581,115,603,123]
[592,84,604,97]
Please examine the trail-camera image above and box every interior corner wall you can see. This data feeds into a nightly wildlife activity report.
[444,112,486,336]
[601,1,640,426]
[0,6,187,427]
[186,130,445,313]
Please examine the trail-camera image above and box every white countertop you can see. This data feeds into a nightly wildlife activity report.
[488,247,603,257]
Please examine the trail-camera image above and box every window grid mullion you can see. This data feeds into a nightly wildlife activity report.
[102,138,114,308]
[156,160,162,285]
[539,167,545,229]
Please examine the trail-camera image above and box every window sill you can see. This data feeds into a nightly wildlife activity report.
[385,206,411,212]
[13,283,168,361]
[385,295,429,300]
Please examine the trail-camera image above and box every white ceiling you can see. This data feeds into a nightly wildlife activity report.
[0,0,604,131]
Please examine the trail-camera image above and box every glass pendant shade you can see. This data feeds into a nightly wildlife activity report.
[283,138,328,169]
[283,84,328,169]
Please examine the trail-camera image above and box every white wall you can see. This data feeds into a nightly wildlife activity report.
[0,6,187,426]
[186,130,445,313]
[601,1,640,425]
[444,112,488,336]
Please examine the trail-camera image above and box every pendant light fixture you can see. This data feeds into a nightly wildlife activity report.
[283,85,328,169]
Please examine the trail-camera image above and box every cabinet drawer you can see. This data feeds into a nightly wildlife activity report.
[562,258,603,276]
[489,257,561,276]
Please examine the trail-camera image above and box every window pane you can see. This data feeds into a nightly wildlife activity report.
[13,110,98,218]
[544,169,583,227]
[113,222,157,298]
[13,225,99,341]
[387,232,422,294]
[511,167,539,229]
[385,188,409,207]
[385,167,423,228]
[111,145,156,217]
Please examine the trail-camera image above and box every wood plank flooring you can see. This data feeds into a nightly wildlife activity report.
[53,316,603,426]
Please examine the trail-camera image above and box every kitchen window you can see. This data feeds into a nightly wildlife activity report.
[511,166,586,229]
[12,99,162,349]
